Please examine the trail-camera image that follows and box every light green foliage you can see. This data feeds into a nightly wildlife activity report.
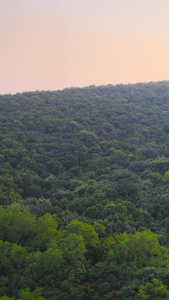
[0,240,32,297]
[66,221,100,249]
[0,205,36,245]
[109,231,168,269]
[163,170,169,183]
[93,221,105,237]
[33,233,87,298]
[18,288,45,300]
[136,279,169,299]
[29,213,58,251]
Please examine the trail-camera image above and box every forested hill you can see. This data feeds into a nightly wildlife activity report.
[2,81,169,299]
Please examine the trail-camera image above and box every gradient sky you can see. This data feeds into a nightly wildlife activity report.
[1,0,169,94]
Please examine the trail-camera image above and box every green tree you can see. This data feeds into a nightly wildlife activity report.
[136,279,169,299]
[18,288,45,300]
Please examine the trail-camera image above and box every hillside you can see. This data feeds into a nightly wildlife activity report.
[1,81,169,299]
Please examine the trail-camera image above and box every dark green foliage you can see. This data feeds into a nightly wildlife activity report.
[2,82,169,298]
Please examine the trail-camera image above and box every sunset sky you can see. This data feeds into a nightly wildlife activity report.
[1,0,169,94]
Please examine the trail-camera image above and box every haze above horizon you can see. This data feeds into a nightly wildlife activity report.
[1,0,169,95]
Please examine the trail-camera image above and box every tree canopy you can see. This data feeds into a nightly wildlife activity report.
[2,82,169,298]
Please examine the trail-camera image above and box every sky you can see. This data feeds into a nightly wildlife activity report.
[1,0,169,94]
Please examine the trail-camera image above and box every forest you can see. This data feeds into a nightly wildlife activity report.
[1,81,169,299]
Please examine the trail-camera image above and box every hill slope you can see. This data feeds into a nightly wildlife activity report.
[1,82,169,299]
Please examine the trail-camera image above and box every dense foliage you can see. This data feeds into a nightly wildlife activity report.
[1,81,169,298]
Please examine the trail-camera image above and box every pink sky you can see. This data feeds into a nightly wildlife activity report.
[1,0,169,94]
